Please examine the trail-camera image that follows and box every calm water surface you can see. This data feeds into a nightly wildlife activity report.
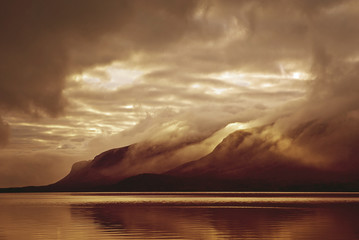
[1,192,359,240]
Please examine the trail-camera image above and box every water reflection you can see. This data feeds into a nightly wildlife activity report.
[71,204,359,239]
[0,193,359,239]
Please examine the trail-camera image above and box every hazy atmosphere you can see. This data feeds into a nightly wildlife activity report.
[1,0,358,187]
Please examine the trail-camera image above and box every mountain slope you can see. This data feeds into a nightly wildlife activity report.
[50,122,252,190]
[165,118,359,190]
[53,146,130,190]
[4,116,358,192]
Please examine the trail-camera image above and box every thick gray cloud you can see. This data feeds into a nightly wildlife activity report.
[1,0,355,117]
[0,0,200,116]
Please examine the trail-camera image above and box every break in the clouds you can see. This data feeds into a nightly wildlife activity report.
[0,0,358,187]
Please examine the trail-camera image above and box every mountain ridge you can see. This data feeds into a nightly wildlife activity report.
[1,118,359,192]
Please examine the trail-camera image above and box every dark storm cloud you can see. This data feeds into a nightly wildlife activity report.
[0,0,200,152]
[0,0,199,116]
[114,0,355,85]
[0,0,354,117]
[0,0,350,121]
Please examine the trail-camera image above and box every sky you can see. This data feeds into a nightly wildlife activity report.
[0,0,358,187]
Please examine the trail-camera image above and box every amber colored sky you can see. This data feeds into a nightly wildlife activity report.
[0,0,359,187]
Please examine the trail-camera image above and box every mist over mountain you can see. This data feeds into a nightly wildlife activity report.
[2,49,358,192]
[0,0,358,191]
[41,113,358,192]
[2,113,358,192]
[46,46,359,192]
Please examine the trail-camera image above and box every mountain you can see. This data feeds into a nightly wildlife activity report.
[165,117,359,191]
[53,146,130,190]
[1,117,359,192]
[166,130,355,191]
[48,122,255,191]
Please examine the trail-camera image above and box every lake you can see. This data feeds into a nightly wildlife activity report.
[1,192,359,240]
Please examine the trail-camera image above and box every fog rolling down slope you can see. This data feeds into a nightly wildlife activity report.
[49,113,359,191]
